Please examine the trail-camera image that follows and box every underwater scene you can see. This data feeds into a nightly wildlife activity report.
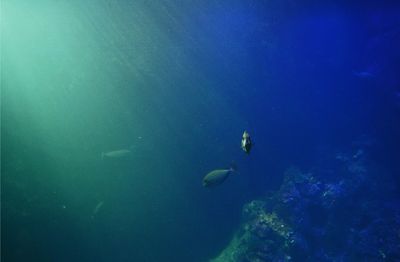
[2,1,400,261]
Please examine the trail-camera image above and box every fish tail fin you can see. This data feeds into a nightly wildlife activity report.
[229,162,238,174]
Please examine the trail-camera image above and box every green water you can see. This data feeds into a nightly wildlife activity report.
[2,1,252,261]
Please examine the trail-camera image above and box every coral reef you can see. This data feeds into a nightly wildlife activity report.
[211,150,400,262]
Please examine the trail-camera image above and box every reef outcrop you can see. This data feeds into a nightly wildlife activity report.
[212,150,400,261]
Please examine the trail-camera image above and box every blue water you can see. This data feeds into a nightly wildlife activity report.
[2,1,400,261]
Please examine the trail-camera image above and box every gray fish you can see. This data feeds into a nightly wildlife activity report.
[93,201,104,215]
[203,166,236,187]
[91,201,104,219]
[101,149,131,159]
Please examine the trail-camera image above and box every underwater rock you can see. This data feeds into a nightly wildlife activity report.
[243,200,266,220]
[211,151,400,261]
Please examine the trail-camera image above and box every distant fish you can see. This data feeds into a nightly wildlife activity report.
[93,201,104,215]
[203,165,236,187]
[91,201,104,219]
[353,71,375,79]
[101,149,131,159]
[353,71,375,78]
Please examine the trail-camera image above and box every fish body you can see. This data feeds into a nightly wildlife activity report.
[241,131,252,154]
[101,149,131,159]
[203,168,235,187]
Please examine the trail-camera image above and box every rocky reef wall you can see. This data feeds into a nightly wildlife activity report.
[212,149,400,262]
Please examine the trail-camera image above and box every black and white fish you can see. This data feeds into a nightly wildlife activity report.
[241,131,252,154]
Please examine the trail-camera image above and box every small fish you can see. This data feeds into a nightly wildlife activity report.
[203,165,236,187]
[93,201,104,215]
[353,71,375,78]
[101,149,131,159]
[241,131,252,154]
